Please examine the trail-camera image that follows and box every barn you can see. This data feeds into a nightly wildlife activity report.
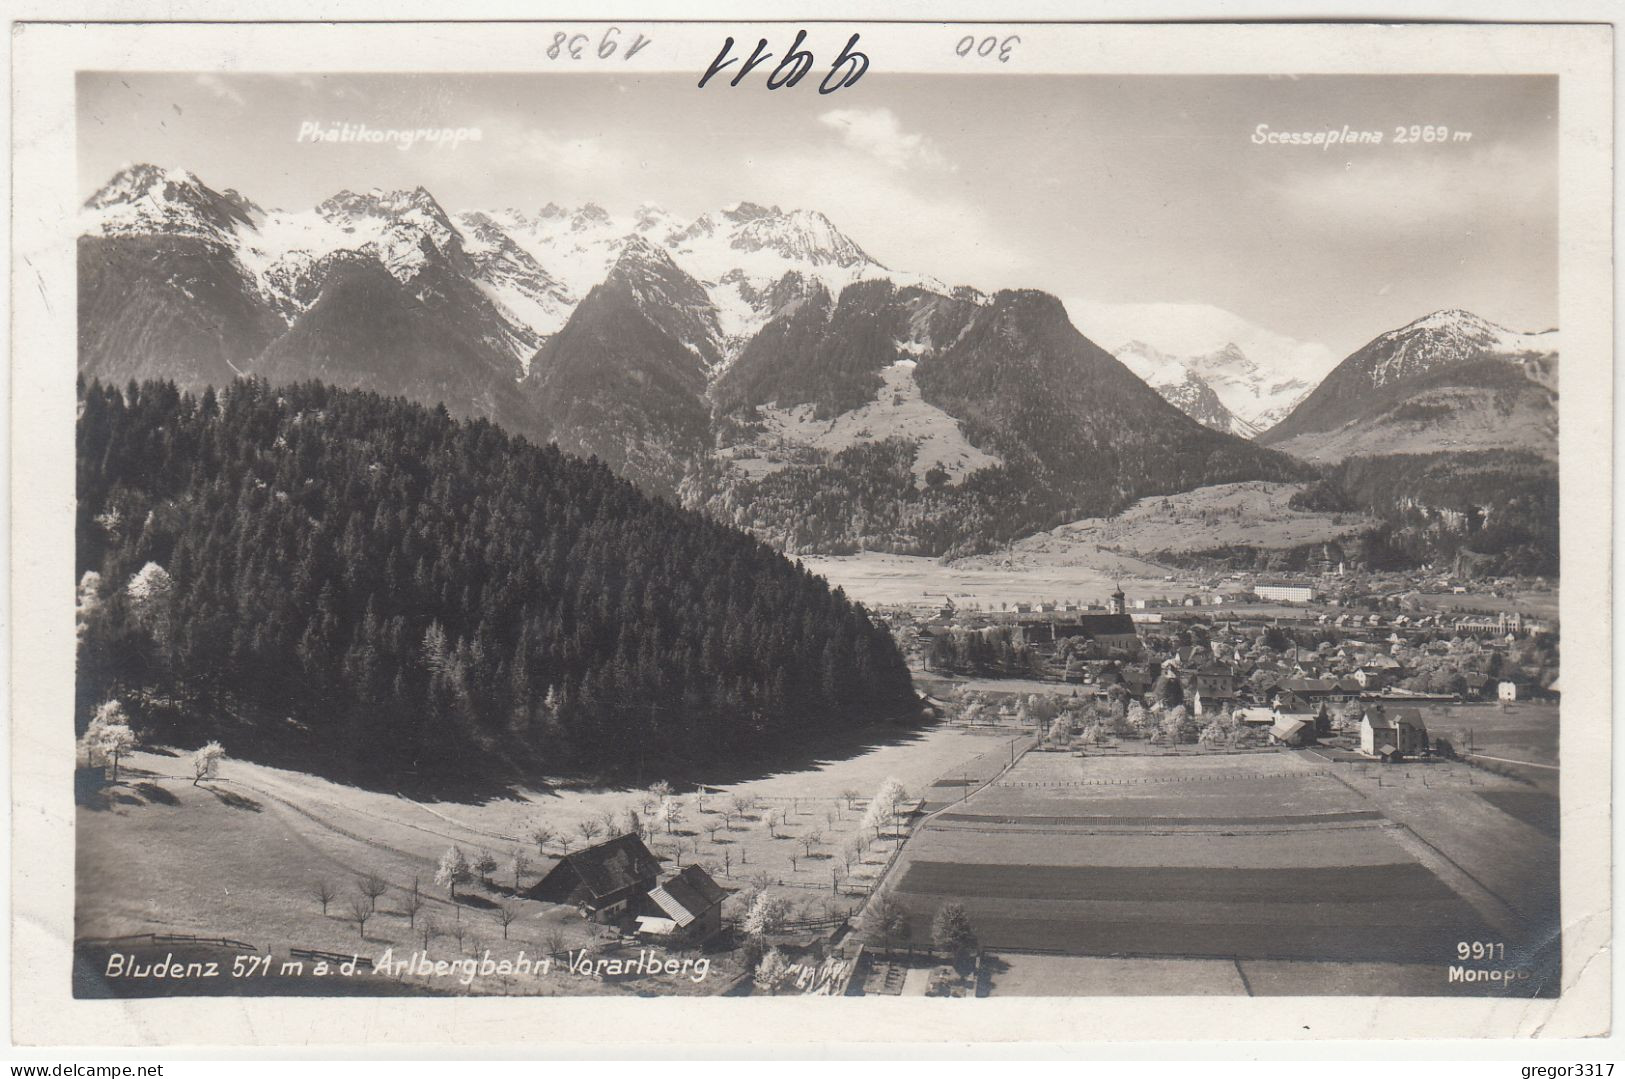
[634,864,728,945]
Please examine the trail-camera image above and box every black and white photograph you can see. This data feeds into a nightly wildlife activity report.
[8,13,1614,1050]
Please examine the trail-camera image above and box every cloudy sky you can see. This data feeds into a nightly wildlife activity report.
[78,71,1557,359]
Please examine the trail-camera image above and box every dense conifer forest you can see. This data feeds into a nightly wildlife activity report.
[1289,450,1558,575]
[76,377,916,789]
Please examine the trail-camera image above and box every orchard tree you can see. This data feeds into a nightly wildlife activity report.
[309,879,337,915]
[531,824,556,856]
[496,902,518,940]
[474,849,499,887]
[191,741,226,786]
[741,892,792,936]
[404,880,425,927]
[435,844,472,899]
[82,700,138,782]
[358,871,388,912]
[348,895,371,939]
[507,848,531,892]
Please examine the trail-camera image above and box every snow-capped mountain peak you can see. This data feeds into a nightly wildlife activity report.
[728,207,873,268]
[1069,300,1339,435]
[1363,308,1558,389]
[83,162,260,242]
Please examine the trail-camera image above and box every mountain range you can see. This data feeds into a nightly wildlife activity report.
[1257,309,1558,463]
[77,164,1556,560]
[1066,299,1341,434]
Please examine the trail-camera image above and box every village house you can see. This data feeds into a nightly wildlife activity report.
[1186,665,1243,716]
[1497,678,1529,702]
[1271,678,1339,712]
[1269,715,1317,747]
[525,833,663,923]
[1359,706,1429,760]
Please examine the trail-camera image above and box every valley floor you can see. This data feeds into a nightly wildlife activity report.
[803,481,1376,610]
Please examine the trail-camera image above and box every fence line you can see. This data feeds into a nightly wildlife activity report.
[75,932,261,952]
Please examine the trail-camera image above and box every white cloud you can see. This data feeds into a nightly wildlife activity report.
[1268,143,1553,229]
[818,107,945,170]
[193,74,245,107]
[513,128,630,179]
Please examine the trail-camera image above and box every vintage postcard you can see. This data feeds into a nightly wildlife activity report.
[8,12,1613,1049]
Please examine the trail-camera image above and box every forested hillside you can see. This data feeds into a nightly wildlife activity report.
[76,378,916,789]
[1288,451,1558,575]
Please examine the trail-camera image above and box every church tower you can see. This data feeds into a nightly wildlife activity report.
[1110,584,1126,616]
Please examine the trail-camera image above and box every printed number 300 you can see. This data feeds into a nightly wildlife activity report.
[956,35,1020,63]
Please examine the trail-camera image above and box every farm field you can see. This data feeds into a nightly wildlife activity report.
[1330,757,1560,934]
[1416,702,1559,769]
[886,750,1558,995]
[75,720,1003,995]
[800,552,1173,610]
[1415,590,1560,622]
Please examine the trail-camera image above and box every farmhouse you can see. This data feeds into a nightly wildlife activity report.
[1359,707,1428,759]
[634,864,728,945]
[1269,716,1317,747]
[525,833,662,923]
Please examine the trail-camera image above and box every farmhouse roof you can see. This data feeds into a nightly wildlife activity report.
[548,833,662,901]
[646,865,726,927]
[1271,718,1312,740]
